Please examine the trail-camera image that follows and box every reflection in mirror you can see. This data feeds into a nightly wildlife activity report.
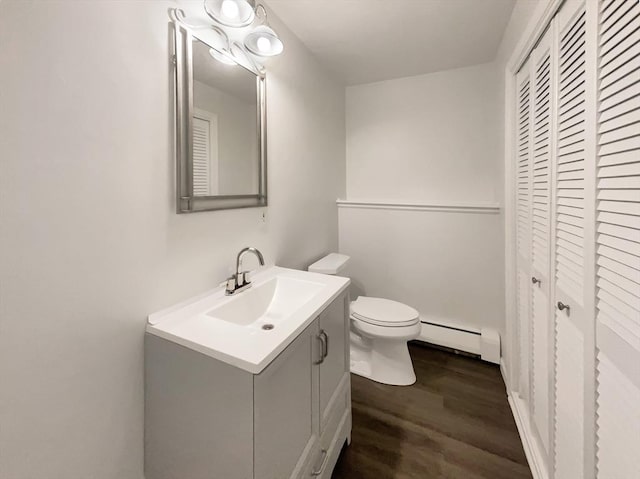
[192,37,259,197]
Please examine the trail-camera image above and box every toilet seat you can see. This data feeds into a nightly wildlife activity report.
[351,297,420,328]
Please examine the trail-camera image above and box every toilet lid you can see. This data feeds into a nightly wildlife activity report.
[351,297,420,327]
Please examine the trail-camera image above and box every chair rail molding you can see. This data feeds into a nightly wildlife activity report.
[336,199,501,214]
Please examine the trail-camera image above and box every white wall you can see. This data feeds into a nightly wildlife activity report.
[342,63,505,333]
[0,1,345,478]
[346,62,502,204]
[339,207,504,332]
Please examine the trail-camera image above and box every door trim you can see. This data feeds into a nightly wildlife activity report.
[508,393,551,479]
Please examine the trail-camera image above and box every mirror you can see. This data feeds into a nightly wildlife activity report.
[173,24,267,213]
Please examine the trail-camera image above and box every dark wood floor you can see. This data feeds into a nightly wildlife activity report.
[332,343,532,479]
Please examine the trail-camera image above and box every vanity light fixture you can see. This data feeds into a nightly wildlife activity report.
[243,5,284,57]
[170,9,241,67]
[170,1,283,72]
[204,0,256,28]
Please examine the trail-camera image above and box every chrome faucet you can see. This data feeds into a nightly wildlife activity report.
[225,247,265,295]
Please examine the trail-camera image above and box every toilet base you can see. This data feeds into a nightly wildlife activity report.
[349,330,417,386]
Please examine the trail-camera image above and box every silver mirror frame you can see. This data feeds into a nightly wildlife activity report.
[172,21,267,213]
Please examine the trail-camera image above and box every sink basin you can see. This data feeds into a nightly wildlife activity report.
[147,266,350,373]
[206,276,325,327]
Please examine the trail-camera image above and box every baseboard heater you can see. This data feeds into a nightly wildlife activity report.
[415,321,500,364]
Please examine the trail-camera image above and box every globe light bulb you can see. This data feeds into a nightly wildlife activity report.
[221,0,240,19]
[256,36,272,53]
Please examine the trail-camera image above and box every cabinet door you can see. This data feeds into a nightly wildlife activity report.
[254,320,320,479]
[553,2,588,478]
[318,291,349,431]
[594,1,640,477]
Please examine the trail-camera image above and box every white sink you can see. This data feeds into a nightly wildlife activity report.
[206,276,325,327]
[147,266,350,373]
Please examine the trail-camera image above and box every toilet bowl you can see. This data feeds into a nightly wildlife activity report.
[350,296,421,386]
[308,254,421,386]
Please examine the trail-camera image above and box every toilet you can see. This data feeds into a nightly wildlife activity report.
[308,253,421,386]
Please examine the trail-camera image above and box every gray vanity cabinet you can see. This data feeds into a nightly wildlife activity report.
[145,291,350,479]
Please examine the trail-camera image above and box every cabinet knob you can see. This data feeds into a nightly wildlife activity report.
[557,301,570,313]
[532,277,541,285]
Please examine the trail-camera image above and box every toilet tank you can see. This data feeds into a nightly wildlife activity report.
[308,253,350,275]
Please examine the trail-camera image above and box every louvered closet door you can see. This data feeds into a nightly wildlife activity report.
[530,28,553,455]
[516,61,533,401]
[192,110,219,196]
[595,1,640,477]
[193,116,212,196]
[553,2,588,478]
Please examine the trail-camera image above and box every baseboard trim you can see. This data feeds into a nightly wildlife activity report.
[508,394,549,479]
[417,322,480,354]
[500,358,509,391]
[416,322,500,364]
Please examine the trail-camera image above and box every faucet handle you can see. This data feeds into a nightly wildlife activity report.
[225,276,236,294]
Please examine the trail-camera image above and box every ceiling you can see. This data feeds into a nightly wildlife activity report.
[266,0,517,85]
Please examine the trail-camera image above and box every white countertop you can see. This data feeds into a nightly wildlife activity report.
[146,266,350,374]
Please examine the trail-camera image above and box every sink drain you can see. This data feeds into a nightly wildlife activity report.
[262,324,274,331]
